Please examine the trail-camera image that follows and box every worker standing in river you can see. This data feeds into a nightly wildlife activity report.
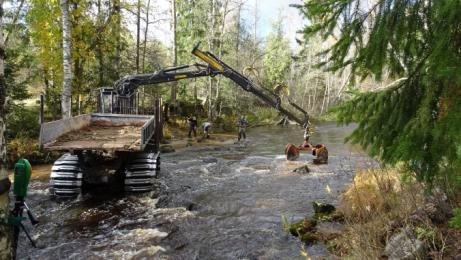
[298,124,312,151]
[237,116,249,142]
[187,115,197,138]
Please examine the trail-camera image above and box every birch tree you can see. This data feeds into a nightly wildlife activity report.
[170,0,177,107]
[0,0,12,257]
[60,0,72,119]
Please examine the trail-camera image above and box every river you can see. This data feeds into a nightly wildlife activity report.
[17,123,374,259]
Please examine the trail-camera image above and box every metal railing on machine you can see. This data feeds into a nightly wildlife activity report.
[96,87,159,115]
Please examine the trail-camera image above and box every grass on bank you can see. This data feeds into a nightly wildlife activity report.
[329,168,461,259]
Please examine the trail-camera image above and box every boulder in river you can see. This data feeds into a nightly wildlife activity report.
[160,145,175,153]
[288,219,319,244]
[383,228,426,260]
[201,157,218,163]
[313,202,335,216]
[292,164,310,173]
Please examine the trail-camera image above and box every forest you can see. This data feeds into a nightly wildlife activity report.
[0,0,460,259]
[1,0,353,165]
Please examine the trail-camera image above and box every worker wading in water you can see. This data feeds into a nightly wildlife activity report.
[237,116,249,142]
[298,124,313,151]
[187,115,198,138]
[202,121,211,138]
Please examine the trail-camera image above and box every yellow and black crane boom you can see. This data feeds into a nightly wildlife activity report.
[113,45,308,127]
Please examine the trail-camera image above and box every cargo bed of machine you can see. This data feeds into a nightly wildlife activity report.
[40,113,157,152]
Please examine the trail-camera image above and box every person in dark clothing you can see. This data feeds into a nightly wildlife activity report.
[237,116,249,142]
[187,115,197,138]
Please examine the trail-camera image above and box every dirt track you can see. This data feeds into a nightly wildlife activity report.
[44,123,144,151]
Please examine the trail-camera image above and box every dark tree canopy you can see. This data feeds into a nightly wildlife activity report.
[296,0,461,188]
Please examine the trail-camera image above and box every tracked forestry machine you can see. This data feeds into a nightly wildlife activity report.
[40,45,309,198]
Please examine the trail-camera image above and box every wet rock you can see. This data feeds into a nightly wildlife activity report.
[384,228,426,260]
[313,202,336,220]
[34,239,47,249]
[288,219,319,245]
[187,203,199,211]
[409,190,452,225]
[201,157,218,163]
[160,145,175,153]
[422,189,452,223]
[300,232,318,244]
[292,165,310,174]
[289,219,317,237]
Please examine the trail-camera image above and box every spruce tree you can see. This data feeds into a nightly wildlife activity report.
[295,1,461,189]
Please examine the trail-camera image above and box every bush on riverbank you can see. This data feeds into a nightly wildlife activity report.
[7,138,61,167]
[5,105,61,166]
[246,107,280,126]
[329,168,461,259]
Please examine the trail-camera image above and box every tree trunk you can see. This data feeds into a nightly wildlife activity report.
[170,0,177,107]
[136,0,141,73]
[207,0,216,120]
[320,77,328,115]
[252,0,258,63]
[71,1,84,115]
[0,1,13,258]
[312,78,318,112]
[113,0,121,78]
[96,0,104,88]
[326,75,331,110]
[142,0,151,73]
[234,3,242,111]
[212,0,229,114]
[194,79,198,114]
[4,0,24,46]
[61,0,72,119]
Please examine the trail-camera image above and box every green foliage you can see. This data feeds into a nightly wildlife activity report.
[297,0,461,187]
[4,17,33,101]
[7,137,60,166]
[415,226,436,242]
[246,107,279,126]
[449,208,461,229]
[26,0,133,116]
[26,0,63,116]
[263,16,292,87]
[6,104,40,140]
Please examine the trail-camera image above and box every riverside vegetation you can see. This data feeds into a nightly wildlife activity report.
[281,1,461,258]
[1,0,461,259]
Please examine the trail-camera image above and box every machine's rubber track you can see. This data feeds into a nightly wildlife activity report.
[50,153,83,197]
[124,152,160,192]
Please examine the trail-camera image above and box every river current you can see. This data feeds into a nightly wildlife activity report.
[17,123,374,259]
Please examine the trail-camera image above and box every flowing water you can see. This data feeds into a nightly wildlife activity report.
[16,123,375,260]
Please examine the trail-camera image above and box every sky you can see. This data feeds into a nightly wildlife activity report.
[125,0,307,51]
[243,0,306,47]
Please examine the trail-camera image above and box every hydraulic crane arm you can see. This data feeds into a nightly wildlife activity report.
[191,46,309,127]
[114,63,221,96]
[112,46,309,127]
